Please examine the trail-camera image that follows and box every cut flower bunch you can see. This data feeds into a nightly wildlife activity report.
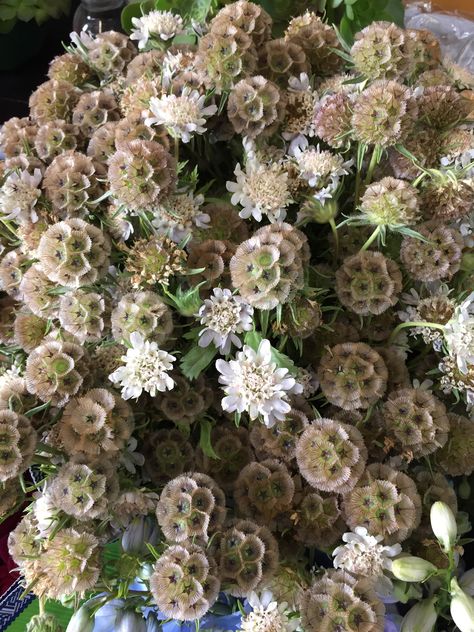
[1,1,474,631]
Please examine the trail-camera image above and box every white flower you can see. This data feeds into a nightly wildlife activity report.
[152,191,208,242]
[288,72,311,92]
[332,526,402,577]
[216,339,302,427]
[33,490,56,537]
[198,288,254,354]
[146,88,217,143]
[109,332,175,399]
[130,10,184,49]
[226,161,291,223]
[444,292,474,374]
[0,168,42,223]
[290,137,352,202]
[240,590,300,632]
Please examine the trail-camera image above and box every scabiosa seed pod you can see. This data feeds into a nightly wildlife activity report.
[314,91,355,149]
[25,340,88,406]
[125,49,164,83]
[437,413,474,477]
[108,139,176,212]
[43,151,105,218]
[150,543,220,621]
[14,312,48,353]
[192,201,249,244]
[0,478,23,519]
[125,235,186,288]
[351,21,407,80]
[111,291,173,346]
[34,119,79,162]
[278,297,322,339]
[0,374,37,417]
[29,80,80,124]
[360,177,421,227]
[234,459,294,523]
[0,297,17,346]
[58,291,106,343]
[0,117,38,158]
[37,218,111,288]
[86,122,118,164]
[343,463,422,544]
[400,222,464,282]
[0,249,28,300]
[299,569,385,632]
[377,345,410,391]
[318,342,388,410]
[196,21,258,95]
[227,76,284,138]
[230,222,309,310]
[294,489,346,549]
[72,90,120,137]
[92,344,126,387]
[421,172,474,222]
[335,251,402,316]
[250,406,308,464]
[48,52,93,86]
[210,1,272,48]
[156,374,213,426]
[143,428,195,486]
[119,76,160,119]
[58,388,133,457]
[282,81,318,140]
[382,388,449,459]
[285,12,341,76]
[417,85,467,130]
[187,239,235,289]
[49,460,115,520]
[19,265,60,319]
[82,31,136,79]
[0,410,37,483]
[115,112,167,149]
[196,424,254,492]
[38,528,101,599]
[215,518,278,597]
[156,472,226,543]
[296,418,367,494]
[352,80,414,147]
[259,39,308,85]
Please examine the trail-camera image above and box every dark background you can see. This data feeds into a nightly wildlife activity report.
[0,1,80,124]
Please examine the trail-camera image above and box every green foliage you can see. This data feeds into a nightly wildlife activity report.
[180,343,217,380]
[0,0,70,32]
[199,418,220,459]
[244,330,298,376]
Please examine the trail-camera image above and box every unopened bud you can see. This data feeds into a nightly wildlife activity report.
[401,597,437,632]
[121,516,159,555]
[66,605,94,632]
[391,556,437,582]
[450,577,474,632]
[115,610,147,632]
[430,501,457,552]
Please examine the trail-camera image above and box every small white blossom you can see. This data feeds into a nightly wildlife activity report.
[130,10,184,49]
[290,137,352,202]
[444,292,474,374]
[0,168,42,223]
[198,288,253,354]
[33,490,56,537]
[288,72,311,92]
[216,339,302,427]
[152,191,208,242]
[332,526,401,577]
[226,161,291,223]
[146,88,217,143]
[240,590,300,632]
[109,332,175,399]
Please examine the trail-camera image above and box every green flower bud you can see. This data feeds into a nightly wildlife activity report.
[401,597,437,632]
[451,577,474,632]
[300,198,339,224]
[430,501,457,552]
[26,614,63,632]
[392,580,422,604]
[391,556,438,582]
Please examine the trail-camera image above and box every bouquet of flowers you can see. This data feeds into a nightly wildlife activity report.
[0,1,474,630]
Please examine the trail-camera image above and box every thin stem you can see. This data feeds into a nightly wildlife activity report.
[360,225,381,252]
[39,597,45,616]
[354,169,362,210]
[365,145,380,186]
[329,217,339,257]
[174,136,180,164]
[388,320,445,345]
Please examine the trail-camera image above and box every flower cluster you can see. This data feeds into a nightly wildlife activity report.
[1,4,474,632]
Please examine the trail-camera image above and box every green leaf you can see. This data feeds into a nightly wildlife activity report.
[243,330,262,352]
[0,15,16,31]
[188,0,213,22]
[199,419,220,460]
[0,5,16,20]
[180,343,217,380]
[383,0,404,26]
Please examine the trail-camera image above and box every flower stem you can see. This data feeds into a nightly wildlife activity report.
[360,225,381,252]
[365,144,380,186]
[329,217,339,257]
[388,320,445,345]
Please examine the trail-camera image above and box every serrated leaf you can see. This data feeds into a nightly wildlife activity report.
[199,419,220,460]
[180,343,217,380]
